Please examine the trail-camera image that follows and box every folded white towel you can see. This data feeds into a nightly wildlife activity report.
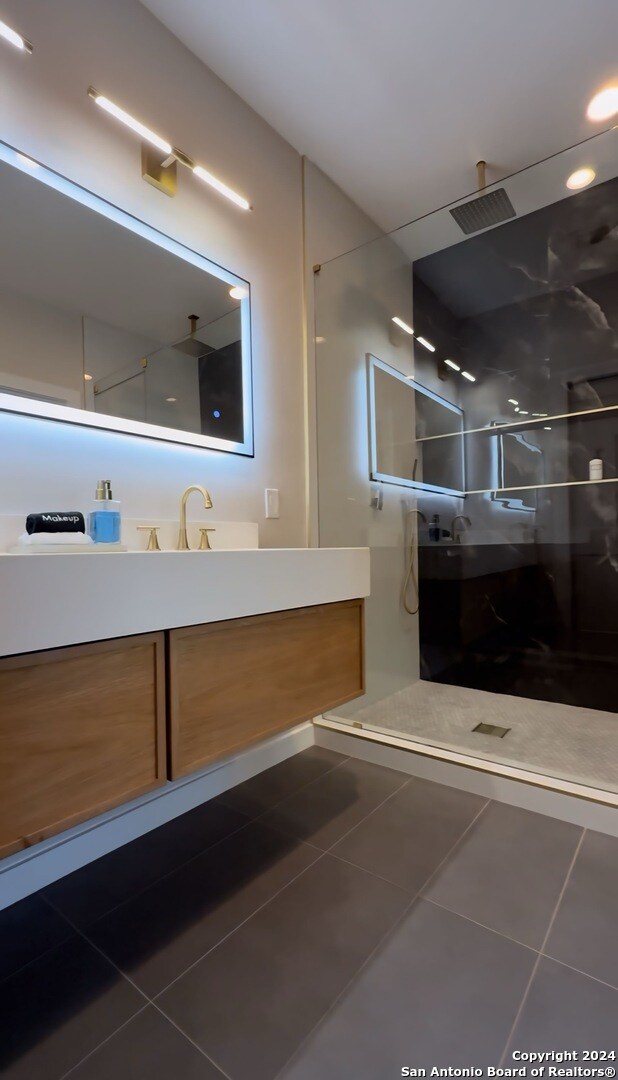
[17,531,94,546]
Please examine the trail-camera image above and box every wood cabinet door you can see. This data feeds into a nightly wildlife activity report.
[169,599,364,778]
[0,633,166,858]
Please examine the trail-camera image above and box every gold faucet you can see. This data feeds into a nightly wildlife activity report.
[177,485,213,550]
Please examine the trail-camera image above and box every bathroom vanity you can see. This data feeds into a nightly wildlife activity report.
[0,548,369,862]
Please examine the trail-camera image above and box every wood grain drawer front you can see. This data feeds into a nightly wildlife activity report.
[0,633,166,858]
[169,599,364,778]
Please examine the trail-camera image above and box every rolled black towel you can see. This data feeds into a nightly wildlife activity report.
[26,512,85,535]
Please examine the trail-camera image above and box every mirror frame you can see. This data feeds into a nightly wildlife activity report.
[0,140,254,456]
[367,353,466,497]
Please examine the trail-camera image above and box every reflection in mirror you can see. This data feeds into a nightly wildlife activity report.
[0,141,252,453]
[368,354,465,496]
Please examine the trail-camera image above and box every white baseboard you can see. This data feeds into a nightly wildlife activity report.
[0,722,315,911]
[315,719,618,837]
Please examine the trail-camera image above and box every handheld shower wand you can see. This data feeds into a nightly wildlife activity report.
[402,508,427,615]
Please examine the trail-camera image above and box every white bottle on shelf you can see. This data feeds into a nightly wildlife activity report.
[589,458,603,481]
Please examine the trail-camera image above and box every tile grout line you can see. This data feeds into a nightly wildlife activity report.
[219,753,352,819]
[41,810,256,934]
[251,768,414,859]
[0,907,76,988]
[151,848,327,1000]
[148,1000,234,1080]
[47,751,349,936]
[251,760,410,848]
[45,894,231,1080]
[498,827,587,1068]
[321,774,413,852]
[542,952,618,995]
[57,1004,150,1080]
[421,896,539,954]
[271,796,492,1080]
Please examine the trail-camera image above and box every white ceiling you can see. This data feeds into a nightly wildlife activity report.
[141,0,618,232]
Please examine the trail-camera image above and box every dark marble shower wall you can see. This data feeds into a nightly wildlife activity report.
[412,175,618,713]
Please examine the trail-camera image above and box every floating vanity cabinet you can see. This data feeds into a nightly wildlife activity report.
[0,633,166,858]
[168,600,364,778]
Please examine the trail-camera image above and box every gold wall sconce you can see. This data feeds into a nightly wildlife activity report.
[87,87,251,209]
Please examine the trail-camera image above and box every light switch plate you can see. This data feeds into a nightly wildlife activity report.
[265,488,280,519]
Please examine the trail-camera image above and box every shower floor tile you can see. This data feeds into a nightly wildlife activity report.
[346,679,618,794]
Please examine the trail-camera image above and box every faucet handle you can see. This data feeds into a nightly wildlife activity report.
[198,527,216,551]
[137,526,161,551]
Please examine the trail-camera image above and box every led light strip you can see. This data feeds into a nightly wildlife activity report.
[88,87,251,210]
[0,17,32,52]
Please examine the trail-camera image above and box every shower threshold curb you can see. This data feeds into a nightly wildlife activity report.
[314,715,618,815]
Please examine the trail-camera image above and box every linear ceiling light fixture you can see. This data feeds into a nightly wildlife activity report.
[444,358,460,371]
[87,87,251,209]
[461,370,476,382]
[0,17,32,52]
[392,316,414,335]
[416,336,436,352]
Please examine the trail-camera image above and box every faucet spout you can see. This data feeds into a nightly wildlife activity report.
[178,485,213,550]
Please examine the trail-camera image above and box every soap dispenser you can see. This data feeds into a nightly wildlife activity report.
[89,480,121,543]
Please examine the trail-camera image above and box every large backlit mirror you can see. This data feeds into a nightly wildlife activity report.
[0,141,253,454]
[368,354,466,496]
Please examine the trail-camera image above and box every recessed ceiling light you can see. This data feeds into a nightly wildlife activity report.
[566,167,596,190]
[508,399,519,406]
[514,407,520,412]
[461,370,476,382]
[392,316,414,335]
[84,373,93,381]
[0,18,33,52]
[587,85,618,121]
[444,358,460,371]
[544,426,552,431]
[519,410,529,415]
[416,336,435,352]
[166,396,177,403]
[229,285,249,300]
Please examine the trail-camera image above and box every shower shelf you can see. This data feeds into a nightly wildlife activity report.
[415,402,618,444]
[466,476,618,497]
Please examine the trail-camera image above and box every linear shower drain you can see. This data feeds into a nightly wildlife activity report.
[472,722,510,738]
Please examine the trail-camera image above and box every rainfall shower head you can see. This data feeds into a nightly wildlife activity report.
[450,159,516,235]
[172,314,215,360]
[450,188,516,235]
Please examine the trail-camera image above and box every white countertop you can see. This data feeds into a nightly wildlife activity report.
[0,547,370,657]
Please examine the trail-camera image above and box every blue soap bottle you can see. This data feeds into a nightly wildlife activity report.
[89,480,121,544]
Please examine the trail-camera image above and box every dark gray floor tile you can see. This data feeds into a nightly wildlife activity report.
[333,776,486,892]
[508,957,618,1056]
[425,802,582,948]
[89,820,320,996]
[280,899,536,1080]
[217,747,347,817]
[545,829,618,987]
[45,800,249,927]
[0,935,144,1080]
[158,853,408,1080]
[68,1006,225,1080]
[0,893,73,982]
[260,757,408,850]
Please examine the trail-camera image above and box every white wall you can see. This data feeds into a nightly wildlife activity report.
[303,161,420,708]
[0,0,305,548]
[0,290,83,407]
